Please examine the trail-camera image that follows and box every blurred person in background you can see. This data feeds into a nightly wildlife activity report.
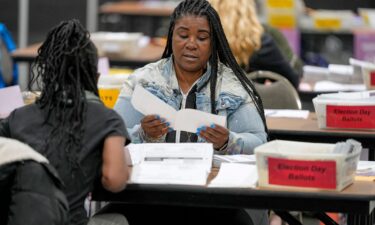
[210,0,302,88]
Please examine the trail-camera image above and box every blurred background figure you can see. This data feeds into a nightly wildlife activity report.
[210,0,302,88]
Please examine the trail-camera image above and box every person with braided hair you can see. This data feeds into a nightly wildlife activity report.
[114,0,267,155]
[0,19,129,225]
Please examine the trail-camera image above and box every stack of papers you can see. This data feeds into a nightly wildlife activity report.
[302,62,365,90]
[265,109,310,119]
[213,154,256,168]
[313,90,375,105]
[314,81,366,92]
[126,143,213,185]
[356,161,375,176]
[208,163,258,188]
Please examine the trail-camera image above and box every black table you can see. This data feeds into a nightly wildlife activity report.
[93,169,375,225]
[267,112,375,161]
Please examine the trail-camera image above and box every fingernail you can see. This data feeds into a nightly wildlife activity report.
[165,122,170,126]
[168,128,173,132]
[201,126,206,131]
[155,115,160,119]
[196,131,200,135]
[210,124,215,128]
[197,128,201,132]
[160,118,165,122]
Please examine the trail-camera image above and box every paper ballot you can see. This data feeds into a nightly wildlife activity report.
[0,85,24,118]
[131,85,226,133]
[209,163,258,188]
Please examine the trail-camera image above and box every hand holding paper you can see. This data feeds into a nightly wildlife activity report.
[131,85,226,133]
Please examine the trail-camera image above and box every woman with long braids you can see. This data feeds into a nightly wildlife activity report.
[114,0,267,155]
[0,19,129,225]
[110,0,268,224]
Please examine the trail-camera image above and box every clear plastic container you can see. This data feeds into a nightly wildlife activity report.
[255,140,361,191]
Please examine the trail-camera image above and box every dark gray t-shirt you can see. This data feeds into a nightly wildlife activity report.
[0,101,127,225]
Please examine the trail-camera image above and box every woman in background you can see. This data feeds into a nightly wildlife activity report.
[0,19,129,225]
[209,0,301,88]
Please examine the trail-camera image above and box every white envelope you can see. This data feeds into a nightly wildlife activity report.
[131,85,226,133]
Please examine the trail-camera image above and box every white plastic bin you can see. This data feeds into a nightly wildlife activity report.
[91,32,143,58]
[313,91,375,130]
[255,140,361,191]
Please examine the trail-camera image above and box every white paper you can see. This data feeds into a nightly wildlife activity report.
[131,163,208,185]
[265,109,310,119]
[328,64,354,76]
[349,58,375,68]
[131,85,177,127]
[124,144,143,166]
[313,90,375,109]
[356,161,375,176]
[303,65,329,76]
[316,90,375,100]
[174,109,226,133]
[314,81,366,92]
[213,154,256,168]
[98,57,110,76]
[208,163,258,188]
[0,85,24,118]
[128,143,213,185]
[131,85,226,133]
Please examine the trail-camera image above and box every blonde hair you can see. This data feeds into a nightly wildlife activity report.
[209,0,263,67]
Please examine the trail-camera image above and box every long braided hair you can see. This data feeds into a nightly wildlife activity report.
[28,19,99,171]
[162,0,268,133]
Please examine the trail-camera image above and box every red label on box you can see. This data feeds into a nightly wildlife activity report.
[326,105,375,129]
[371,71,375,86]
[268,157,336,189]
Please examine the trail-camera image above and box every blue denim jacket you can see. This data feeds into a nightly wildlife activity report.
[114,57,267,154]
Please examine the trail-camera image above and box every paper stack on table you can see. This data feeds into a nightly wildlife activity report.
[356,161,375,176]
[208,163,258,188]
[265,109,309,119]
[126,143,213,185]
[213,154,256,168]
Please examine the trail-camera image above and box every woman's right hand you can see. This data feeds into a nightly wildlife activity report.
[141,115,170,139]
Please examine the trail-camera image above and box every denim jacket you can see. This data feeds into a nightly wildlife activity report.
[114,57,267,154]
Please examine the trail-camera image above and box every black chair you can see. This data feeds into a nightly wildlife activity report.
[0,137,68,225]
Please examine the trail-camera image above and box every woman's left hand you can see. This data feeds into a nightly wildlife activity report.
[197,124,229,150]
